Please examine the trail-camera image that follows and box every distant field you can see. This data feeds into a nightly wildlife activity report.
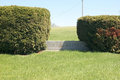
[48,26,79,41]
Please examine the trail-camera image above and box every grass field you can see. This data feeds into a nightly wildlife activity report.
[48,26,79,41]
[0,51,120,80]
[0,26,120,80]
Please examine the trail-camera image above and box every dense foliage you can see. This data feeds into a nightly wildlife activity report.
[77,15,120,52]
[95,27,120,52]
[0,5,51,55]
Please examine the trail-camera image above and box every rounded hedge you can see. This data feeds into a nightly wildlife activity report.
[0,5,51,55]
[77,15,120,52]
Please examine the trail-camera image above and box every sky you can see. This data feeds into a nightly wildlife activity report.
[0,0,120,27]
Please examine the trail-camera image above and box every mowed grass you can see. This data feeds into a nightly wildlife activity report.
[0,51,120,80]
[1,26,120,80]
[48,26,79,41]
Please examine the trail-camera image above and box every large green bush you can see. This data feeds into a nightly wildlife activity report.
[0,5,51,55]
[77,15,120,52]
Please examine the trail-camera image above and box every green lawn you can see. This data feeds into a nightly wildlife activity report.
[0,51,120,80]
[48,26,79,41]
[0,26,120,80]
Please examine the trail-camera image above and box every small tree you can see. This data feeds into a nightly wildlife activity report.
[51,23,58,27]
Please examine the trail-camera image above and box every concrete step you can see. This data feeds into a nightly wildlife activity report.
[46,41,89,51]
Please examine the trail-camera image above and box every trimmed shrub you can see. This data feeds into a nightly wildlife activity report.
[0,5,51,55]
[77,15,120,52]
[94,27,120,52]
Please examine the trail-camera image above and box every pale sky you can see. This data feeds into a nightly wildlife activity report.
[0,0,120,26]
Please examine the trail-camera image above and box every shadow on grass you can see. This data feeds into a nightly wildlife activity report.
[58,50,120,54]
[0,52,34,56]
[1,50,120,55]
[0,50,45,55]
[80,50,120,54]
